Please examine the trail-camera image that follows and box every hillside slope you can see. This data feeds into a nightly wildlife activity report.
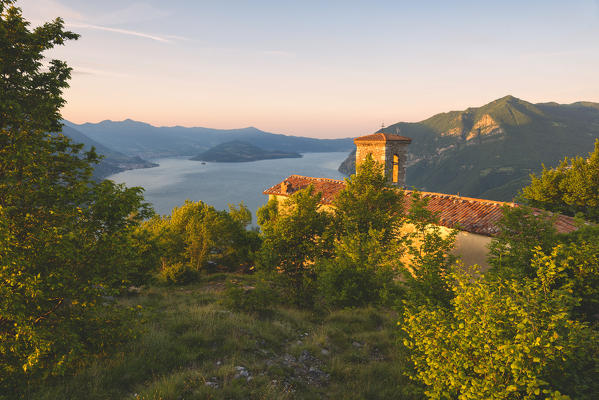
[191,140,302,162]
[339,96,599,201]
[60,125,157,180]
[66,120,354,159]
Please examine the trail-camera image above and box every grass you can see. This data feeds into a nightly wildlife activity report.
[30,274,421,400]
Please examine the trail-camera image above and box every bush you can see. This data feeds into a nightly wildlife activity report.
[157,262,197,285]
[402,255,599,399]
[256,186,332,307]
[142,200,260,279]
[317,231,402,308]
[318,259,399,308]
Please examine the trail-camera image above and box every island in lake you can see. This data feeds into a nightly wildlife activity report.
[191,140,302,162]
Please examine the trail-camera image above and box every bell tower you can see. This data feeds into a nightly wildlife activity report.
[353,129,412,187]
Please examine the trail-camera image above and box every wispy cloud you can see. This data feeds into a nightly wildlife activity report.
[21,1,184,43]
[66,22,175,43]
[20,0,85,24]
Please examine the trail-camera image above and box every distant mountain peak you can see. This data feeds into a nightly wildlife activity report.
[341,95,599,202]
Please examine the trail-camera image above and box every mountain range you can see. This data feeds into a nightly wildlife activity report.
[64,120,354,160]
[339,95,599,201]
[59,125,157,179]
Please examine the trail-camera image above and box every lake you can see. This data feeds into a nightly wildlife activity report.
[107,152,349,221]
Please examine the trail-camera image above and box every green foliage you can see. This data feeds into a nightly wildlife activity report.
[0,2,152,394]
[333,154,405,238]
[317,155,406,308]
[488,205,558,279]
[257,186,332,307]
[533,242,599,323]
[317,231,400,308]
[371,96,599,202]
[402,255,599,399]
[142,200,259,280]
[522,139,599,221]
[402,192,458,309]
[157,261,197,285]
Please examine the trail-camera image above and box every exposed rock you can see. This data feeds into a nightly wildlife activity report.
[205,378,219,388]
[234,365,251,381]
[466,114,503,140]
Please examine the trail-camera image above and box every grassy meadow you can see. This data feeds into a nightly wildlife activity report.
[30,274,419,400]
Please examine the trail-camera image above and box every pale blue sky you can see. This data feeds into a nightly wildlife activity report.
[19,0,599,138]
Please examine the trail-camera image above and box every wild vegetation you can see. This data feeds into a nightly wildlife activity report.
[339,96,599,201]
[1,1,598,399]
[522,139,599,222]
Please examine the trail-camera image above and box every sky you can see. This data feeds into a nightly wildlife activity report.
[17,0,599,138]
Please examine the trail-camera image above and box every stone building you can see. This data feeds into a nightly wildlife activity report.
[263,132,578,268]
[354,132,411,187]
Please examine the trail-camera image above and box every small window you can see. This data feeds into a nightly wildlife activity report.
[392,154,399,183]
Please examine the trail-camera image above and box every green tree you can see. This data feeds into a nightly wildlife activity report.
[488,205,558,279]
[522,139,599,222]
[333,154,405,238]
[402,252,599,399]
[401,192,458,309]
[318,156,406,307]
[0,1,151,394]
[488,207,598,323]
[534,242,599,323]
[257,186,332,306]
[142,200,259,282]
[317,229,400,307]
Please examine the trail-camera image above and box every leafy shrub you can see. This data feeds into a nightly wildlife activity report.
[402,254,599,399]
[142,200,260,278]
[318,259,398,308]
[256,186,332,307]
[401,192,458,309]
[157,262,197,285]
[522,139,599,222]
[317,230,401,308]
[488,205,558,280]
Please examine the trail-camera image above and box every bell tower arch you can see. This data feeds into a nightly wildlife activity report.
[353,130,412,187]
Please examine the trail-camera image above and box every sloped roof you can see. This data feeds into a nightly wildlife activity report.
[353,132,412,144]
[264,175,346,205]
[263,175,579,236]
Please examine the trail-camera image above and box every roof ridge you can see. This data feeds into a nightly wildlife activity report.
[263,176,578,235]
[286,174,345,184]
[354,132,413,143]
[404,189,516,207]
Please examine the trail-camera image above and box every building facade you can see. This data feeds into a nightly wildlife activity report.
[263,133,578,269]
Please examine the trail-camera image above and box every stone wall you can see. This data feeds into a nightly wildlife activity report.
[355,141,410,187]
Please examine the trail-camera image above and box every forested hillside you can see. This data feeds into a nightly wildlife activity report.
[339,96,599,201]
[60,125,156,179]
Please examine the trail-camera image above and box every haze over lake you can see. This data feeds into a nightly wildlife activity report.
[108,152,348,221]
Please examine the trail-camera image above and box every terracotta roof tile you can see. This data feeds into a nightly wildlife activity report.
[264,175,346,205]
[262,175,580,236]
[353,133,412,143]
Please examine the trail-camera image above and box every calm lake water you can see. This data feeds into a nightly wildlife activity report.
[108,152,348,221]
